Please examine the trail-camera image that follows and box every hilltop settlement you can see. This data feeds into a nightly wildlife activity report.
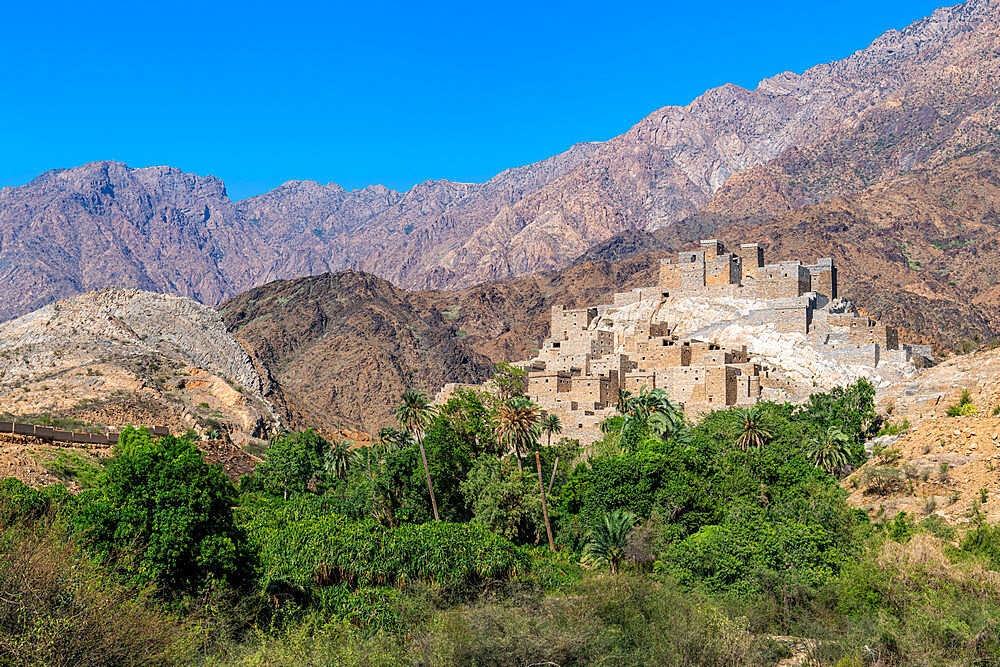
[439,239,930,444]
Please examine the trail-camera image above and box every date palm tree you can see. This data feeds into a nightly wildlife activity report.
[807,426,852,474]
[582,509,637,574]
[734,405,771,451]
[540,413,562,448]
[394,389,440,521]
[497,396,540,472]
[615,389,633,416]
[323,439,351,481]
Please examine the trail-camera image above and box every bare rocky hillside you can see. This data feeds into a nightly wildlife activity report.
[0,287,277,443]
[1,1,997,320]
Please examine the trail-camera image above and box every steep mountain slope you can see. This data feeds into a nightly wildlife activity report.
[220,258,662,431]
[697,2,1000,225]
[0,288,277,441]
[2,1,996,320]
[0,163,278,321]
[219,272,495,432]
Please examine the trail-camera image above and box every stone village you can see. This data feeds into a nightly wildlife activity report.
[439,240,929,445]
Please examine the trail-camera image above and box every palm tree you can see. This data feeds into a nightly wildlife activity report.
[615,389,633,416]
[540,413,562,448]
[649,407,687,443]
[394,389,440,521]
[620,387,684,442]
[806,426,852,474]
[734,405,771,451]
[323,439,351,480]
[496,396,540,472]
[377,427,415,455]
[582,509,637,574]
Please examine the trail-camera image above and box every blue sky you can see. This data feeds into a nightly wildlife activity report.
[0,0,950,200]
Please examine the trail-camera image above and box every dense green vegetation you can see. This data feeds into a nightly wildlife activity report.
[3,375,1000,665]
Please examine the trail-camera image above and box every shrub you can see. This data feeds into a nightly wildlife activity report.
[860,467,906,495]
[946,389,978,417]
[237,495,529,593]
[659,512,845,598]
[71,427,250,594]
[0,509,198,665]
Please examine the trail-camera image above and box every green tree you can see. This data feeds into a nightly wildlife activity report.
[806,426,852,475]
[461,456,543,543]
[73,427,248,594]
[540,413,562,448]
[437,387,499,456]
[734,405,771,451]
[256,429,328,499]
[491,361,527,400]
[582,509,637,574]
[394,389,440,521]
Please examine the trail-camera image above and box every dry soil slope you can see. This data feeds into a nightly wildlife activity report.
[0,287,276,442]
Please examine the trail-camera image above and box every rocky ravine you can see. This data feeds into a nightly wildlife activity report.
[0,288,277,443]
[2,1,997,320]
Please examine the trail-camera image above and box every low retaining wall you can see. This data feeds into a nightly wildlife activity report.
[0,422,169,446]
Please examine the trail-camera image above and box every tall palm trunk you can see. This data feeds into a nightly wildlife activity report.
[536,451,555,551]
[417,433,440,521]
[547,456,559,496]
[513,439,523,472]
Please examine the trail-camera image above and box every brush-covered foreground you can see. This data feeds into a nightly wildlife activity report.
[2,378,1000,666]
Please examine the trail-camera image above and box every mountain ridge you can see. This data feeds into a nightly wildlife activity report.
[1,0,997,320]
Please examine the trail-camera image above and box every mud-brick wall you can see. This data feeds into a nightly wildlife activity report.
[550,306,597,336]
[769,306,811,334]
[825,343,881,367]
[659,261,682,289]
[528,372,572,400]
[705,366,738,407]
[738,244,764,281]
[624,371,657,394]
[569,375,612,406]
[806,261,837,300]
[635,339,691,370]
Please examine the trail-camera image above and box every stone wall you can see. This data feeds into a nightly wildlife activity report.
[550,305,597,335]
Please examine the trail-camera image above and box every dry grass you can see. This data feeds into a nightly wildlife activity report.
[0,511,200,666]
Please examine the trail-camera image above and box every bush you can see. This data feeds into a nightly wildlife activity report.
[861,467,906,495]
[71,427,250,594]
[237,495,529,594]
[659,511,845,599]
[946,389,978,417]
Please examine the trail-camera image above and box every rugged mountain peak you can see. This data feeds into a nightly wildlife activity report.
[1,1,997,317]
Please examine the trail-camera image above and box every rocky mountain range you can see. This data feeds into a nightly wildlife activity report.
[1,0,998,323]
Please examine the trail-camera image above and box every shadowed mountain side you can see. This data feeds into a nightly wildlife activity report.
[219,258,665,431]
[219,272,496,433]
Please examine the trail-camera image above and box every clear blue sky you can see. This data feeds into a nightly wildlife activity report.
[0,0,951,200]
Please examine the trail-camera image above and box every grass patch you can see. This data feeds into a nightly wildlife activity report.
[38,451,104,489]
